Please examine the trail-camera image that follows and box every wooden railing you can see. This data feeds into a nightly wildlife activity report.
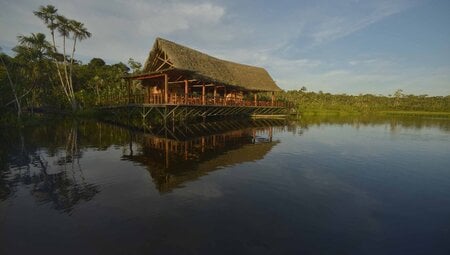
[99,93,289,108]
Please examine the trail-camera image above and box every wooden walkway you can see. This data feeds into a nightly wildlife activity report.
[101,103,286,116]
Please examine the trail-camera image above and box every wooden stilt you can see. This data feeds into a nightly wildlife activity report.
[164,74,168,104]
[201,137,205,152]
[184,80,188,104]
[254,93,257,106]
[271,92,274,106]
[147,86,151,104]
[224,87,227,105]
[202,83,206,105]
[213,85,217,104]
[269,127,273,142]
[165,139,169,168]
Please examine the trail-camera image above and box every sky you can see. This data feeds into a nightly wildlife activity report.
[1,0,449,95]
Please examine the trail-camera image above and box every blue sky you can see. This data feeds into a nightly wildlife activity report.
[1,0,449,95]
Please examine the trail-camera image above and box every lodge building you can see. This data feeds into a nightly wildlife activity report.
[127,37,283,107]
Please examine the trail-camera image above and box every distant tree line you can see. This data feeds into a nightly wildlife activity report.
[277,88,449,113]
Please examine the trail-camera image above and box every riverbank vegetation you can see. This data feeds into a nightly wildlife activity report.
[277,88,449,116]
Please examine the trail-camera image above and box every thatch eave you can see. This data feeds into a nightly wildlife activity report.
[127,68,277,92]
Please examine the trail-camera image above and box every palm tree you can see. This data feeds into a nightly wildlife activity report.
[56,15,70,83]
[68,20,91,92]
[34,5,73,108]
[14,33,53,112]
[33,5,58,41]
[16,33,51,60]
[34,5,91,111]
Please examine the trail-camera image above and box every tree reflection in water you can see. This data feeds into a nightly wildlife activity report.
[0,121,99,214]
[0,119,288,211]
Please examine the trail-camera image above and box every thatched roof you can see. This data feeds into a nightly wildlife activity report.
[142,37,282,92]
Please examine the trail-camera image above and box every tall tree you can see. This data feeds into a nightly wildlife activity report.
[34,5,91,111]
[33,5,67,99]
[56,14,72,97]
[68,20,91,92]
[13,33,52,112]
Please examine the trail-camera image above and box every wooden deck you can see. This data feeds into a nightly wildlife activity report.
[97,93,290,127]
[100,103,286,123]
[99,93,287,108]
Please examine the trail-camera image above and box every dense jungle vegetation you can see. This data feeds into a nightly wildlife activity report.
[277,88,449,114]
[0,5,141,122]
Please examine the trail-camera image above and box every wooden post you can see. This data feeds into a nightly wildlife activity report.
[271,91,274,106]
[213,85,217,105]
[164,74,168,104]
[254,93,257,106]
[202,83,206,105]
[201,137,205,152]
[184,80,188,104]
[269,127,273,142]
[165,139,169,168]
[224,87,227,105]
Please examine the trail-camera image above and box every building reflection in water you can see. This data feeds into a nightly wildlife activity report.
[122,119,285,193]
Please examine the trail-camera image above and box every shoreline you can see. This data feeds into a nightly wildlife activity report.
[298,110,450,118]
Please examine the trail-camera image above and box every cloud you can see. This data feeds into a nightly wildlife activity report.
[0,0,413,63]
[0,0,227,62]
[308,0,414,44]
[133,2,225,35]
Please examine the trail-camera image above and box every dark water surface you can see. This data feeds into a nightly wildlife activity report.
[1,116,449,255]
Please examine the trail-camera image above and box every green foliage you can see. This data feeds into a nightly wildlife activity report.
[1,50,139,115]
[278,90,450,113]
[89,58,106,67]
[128,58,142,74]
[73,60,131,108]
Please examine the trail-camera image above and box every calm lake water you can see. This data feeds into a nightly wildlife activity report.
[1,115,449,255]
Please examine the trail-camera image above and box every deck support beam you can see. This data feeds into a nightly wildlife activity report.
[224,87,227,106]
[202,83,206,105]
[164,74,168,104]
[184,80,188,104]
